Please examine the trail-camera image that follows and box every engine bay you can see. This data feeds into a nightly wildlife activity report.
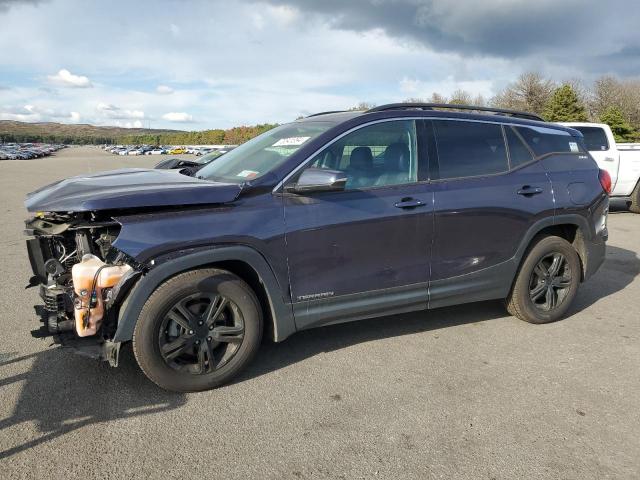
[25,212,140,356]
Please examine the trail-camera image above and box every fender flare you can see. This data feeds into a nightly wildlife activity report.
[113,245,295,343]
[514,213,593,261]
[512,212,599,282]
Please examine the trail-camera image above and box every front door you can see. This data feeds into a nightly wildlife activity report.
[282,119,433,329]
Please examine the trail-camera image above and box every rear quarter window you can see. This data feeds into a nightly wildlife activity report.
[515,126,584,157]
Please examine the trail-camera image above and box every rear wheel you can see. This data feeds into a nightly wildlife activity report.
[506,236,581,324]
[133,268,262,392]
[629,180,640,214]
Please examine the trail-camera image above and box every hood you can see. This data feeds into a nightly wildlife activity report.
[25,168,243,212]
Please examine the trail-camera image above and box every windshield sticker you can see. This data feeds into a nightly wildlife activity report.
[272,136,310,147]
[237,170,259,179]
[569,142,579,152]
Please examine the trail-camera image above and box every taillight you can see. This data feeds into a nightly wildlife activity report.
[599,169,612,195]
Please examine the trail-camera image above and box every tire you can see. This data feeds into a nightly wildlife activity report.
[629,180,640,214]
[133,268,263,392]
[506,236,581,324]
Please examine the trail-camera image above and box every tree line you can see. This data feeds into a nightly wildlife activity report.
[0,123,279,146]
[397,72,639,142]
[116,123,278,146]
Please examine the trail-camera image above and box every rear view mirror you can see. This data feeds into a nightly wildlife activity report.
[287,168,347,193]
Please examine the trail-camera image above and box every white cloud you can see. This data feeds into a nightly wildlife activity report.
[399,77,495,99]
[47,69,93,88]
[116,120,143,128]
[162,112,193,122]
[0,0,594,129]
[0,103,81,122]
[96,102,145,119]
[266,4,299,26]
[0,105,39,122]
[156,85,174,95]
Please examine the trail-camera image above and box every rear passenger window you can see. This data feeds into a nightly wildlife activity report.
[433,120,508,179]
[505,127,534,168]
[515,126,584,156]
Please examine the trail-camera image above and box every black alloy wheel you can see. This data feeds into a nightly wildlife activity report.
[159,293,245,374]
[505,235,581,324]
[133,268,263,392]
[528,252,573,312]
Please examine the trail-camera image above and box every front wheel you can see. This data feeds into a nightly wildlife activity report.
[506,236,581,324]
[133,268,263,392]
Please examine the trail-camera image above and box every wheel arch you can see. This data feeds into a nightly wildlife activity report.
[113,245,295,343]
[514,215,593,283]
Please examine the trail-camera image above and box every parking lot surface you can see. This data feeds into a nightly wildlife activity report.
[1,147,639,479]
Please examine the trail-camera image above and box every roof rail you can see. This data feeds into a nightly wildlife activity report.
[306,110,348,118]
[366,103,545,122]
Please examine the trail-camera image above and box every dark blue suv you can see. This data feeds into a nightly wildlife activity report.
[24,103,609,391]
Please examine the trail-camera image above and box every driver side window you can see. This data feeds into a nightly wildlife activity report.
[308,120,418,190]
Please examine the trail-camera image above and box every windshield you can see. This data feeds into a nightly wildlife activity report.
[198,122,333,183]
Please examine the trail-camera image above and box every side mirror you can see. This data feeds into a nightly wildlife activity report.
[286,168,347,194]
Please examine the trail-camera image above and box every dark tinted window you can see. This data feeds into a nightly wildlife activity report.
[433,120,508,179]
[505,126,534,168]
[515,126,584,156]
[572,126,609,151]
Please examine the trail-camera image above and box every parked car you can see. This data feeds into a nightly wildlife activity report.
[1,143,65,160]
[168,147,186,155]
[147,148,166,155]
[23,103,609,392]
[560,122,640,212]
[195,148,213,156]
[154,148,235,172]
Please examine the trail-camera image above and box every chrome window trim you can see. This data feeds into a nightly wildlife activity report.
[272,116,572,193]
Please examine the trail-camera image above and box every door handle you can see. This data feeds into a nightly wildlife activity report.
[394,197,426,209]
[517,186,543,196]
[604,157,615,162]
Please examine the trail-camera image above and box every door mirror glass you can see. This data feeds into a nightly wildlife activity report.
[287,168,347,193]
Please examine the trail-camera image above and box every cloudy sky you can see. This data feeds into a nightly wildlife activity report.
[0,0,639,130]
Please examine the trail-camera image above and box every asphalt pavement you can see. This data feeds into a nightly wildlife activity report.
[1,147,639,479]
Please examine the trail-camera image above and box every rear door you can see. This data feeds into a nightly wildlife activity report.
[282,119,434,329]
[428,119,555,308]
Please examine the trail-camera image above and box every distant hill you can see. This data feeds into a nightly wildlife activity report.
[0,120,183,144]
[0,120,278,145]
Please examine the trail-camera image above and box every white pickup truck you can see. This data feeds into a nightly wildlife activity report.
[561,123,640,212]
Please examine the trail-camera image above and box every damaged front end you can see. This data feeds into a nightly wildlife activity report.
[25,212,143,366]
